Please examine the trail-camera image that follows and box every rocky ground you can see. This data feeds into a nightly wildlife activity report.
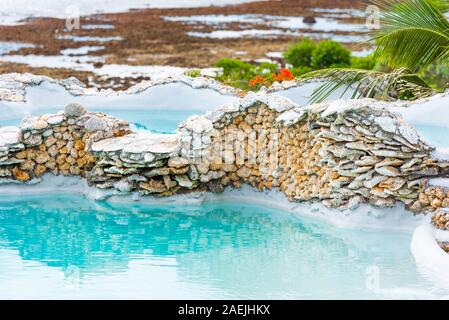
[0,0,369,89]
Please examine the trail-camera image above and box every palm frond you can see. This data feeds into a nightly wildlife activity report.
[372,0,449,71]
[302,67,434,104]
[429,0,449,12]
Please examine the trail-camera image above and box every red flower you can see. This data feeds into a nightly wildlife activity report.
[249,75,267,87]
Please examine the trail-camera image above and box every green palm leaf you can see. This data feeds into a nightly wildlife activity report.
[302,67,434,103]
[372,0,449,72]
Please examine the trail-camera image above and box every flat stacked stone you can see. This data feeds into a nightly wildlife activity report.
[0,96,447,214]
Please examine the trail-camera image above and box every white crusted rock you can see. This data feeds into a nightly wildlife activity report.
[64,103,86,118]
[375,116,396,133]
[0,126,20,147]
[374,166,401,177]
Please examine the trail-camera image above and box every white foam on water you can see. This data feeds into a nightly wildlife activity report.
[0,54,104,71]
[60,46,105,56]
[81,24,115,30]
[0,41,35,55]
[188,29,367,42]
[165,14,368,32]
[55,35,123,42]
[411,224,449,292]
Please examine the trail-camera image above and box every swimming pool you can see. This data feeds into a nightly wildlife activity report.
[0,193,443,299]
[0,108,198,134]
[0,81,239,133]
[413,124,449,149]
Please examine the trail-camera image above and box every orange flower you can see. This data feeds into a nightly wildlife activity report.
[273,68,294,82]
[279,68,294,80]
[249,75,267,87]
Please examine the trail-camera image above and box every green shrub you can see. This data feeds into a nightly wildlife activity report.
[311,40,351,69]
[215,58,254,80]
[421,61,449,91]
[283,37,316,68]
[350,55,376,70]
[214,58,257,89]
[185,69,201,77]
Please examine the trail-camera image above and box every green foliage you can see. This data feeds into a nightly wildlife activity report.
[372,0,449,72]
[254,62,278,75]
[215,58,254,80]
[283,37,316,68]
[311,40,351,69]
[350,55,376,70]
[300,0,449,103]
[302,67,434,103]
[284,38,351,70]
[214,58,256,89]
[185,69,201,78]
[214,58,279,90]
[421,60,449,90]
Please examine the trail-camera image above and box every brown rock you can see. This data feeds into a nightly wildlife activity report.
[34,164,47,177]
[45,135,57,147]
[66,156,76,165]
[47,145,59,157]
[45,160,57,170]
[431,198,442,209]
[15,150,27,159]
[12,167,30,181]
[74,139,85,151]
[69,166,81,175]
[168,157,189,168]
[59,163,70,171]
[35,151,50,164]
[139,179,167,193]
[20,159,35,171]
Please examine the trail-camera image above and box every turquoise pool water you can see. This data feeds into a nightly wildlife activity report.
[0,193,442,299]
[413,125,449,148]
[0,109,196,134]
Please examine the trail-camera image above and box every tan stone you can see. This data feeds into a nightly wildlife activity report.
[56,140,66,149]
[431,198,442,209]
[59,163,70,170]
[26,149,36,160]
[15,150,27,159]
[66,156,76,165]
[20,159,35,171]
[236,166,251,178]
[34,164,47,177]
[12,167,30,181]
[33,120,48,130]
[69,166,81,175]
[139,179,167,193]
[35,150,50,164]
[76,157,87,167]
[47,145,59,157]
[168,157,189,168]
[70,148,79,159]
[45,160,57,170]
[74,139,85,151]
[45,136,57,147]
[56,154,67,165]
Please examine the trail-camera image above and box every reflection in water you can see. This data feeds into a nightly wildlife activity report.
[0,194,440,299]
